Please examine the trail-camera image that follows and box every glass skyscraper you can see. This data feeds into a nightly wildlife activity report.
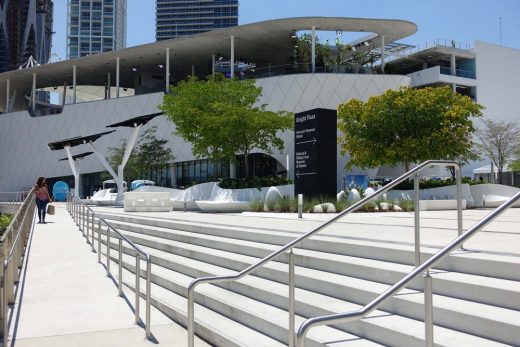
[156,0,238,41]
[66,0,127,59]
[0,0,54,72]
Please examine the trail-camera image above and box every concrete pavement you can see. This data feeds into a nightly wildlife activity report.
[10,203,210,347]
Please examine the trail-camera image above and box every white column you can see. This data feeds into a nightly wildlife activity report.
[32,73,36,112]
[171,164,177,188]
[5,79,9,113]
[211,54,215,75]
[230,163,236,179]
[166,48,170,93]
[311,26,316,73]
[230,35,235,78]
[380,35,386,73]
[72,65,77,104]
[107,72,111,99]
[65,146,80,197]
[116,57,120,98]
[450,53,457,91]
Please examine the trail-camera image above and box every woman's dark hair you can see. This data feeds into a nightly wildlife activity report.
[36,176,45,188]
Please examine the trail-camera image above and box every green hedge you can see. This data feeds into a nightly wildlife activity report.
[392,177,482,190]
[218,176,292,190]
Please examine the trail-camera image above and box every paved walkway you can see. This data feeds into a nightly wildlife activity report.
[10,203,209,347]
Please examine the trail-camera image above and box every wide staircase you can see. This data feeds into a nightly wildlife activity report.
[75,206,519,347]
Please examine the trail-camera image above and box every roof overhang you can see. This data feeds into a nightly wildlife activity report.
[0,17,417,109]
[47,130,116,151]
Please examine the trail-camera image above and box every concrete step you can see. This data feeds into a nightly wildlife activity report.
[97,212,520,282]
[96,220,520,312]
[113,234,520,346]
[112,256,377,347]
[108,249,510,347]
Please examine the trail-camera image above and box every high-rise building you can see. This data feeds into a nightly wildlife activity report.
[156,0,238,41]
[66,0,127,59]
[0,0,54,73]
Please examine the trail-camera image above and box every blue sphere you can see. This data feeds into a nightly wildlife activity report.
[53,181,70,201]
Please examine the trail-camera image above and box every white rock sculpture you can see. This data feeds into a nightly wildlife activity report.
[347,188,361,203]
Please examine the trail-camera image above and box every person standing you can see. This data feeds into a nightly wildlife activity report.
[35,176,51,224]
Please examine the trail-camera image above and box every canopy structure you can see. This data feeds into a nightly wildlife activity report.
[48,131,117,200]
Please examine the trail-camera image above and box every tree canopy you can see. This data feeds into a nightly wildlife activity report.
[475,119,520,183]
[105,125,174,182]
[160,74,292,177]
[337,86,483,172]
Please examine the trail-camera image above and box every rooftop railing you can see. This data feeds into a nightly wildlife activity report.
[439,66,476,79]
[385,38,474,65]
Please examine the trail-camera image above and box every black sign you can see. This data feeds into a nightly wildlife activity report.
[294,108,337,198]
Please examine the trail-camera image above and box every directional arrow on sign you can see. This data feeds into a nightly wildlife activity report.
[296,137,317,145]
[296,170,317,179]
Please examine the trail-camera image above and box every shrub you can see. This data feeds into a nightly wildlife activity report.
[392,177,482,190]
[396,199,414,212]
[218,176,292,190]
[250,199,264,212]
[265,198,277,212]
[278,196,294,213]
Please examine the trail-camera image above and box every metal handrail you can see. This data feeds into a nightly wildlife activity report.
[1,188,35,346]
[67,194,152,339]
[296,189,520,347]
[187,160,462,347]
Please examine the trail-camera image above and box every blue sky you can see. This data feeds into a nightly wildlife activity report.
[52,0,520,60]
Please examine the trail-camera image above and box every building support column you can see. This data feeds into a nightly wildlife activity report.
[31,73,36,112]
[311,26,316,73]
[116,57,120,98]
[72,65,77,104]
[5,79,9,113]
[171,164,177,188]
[191,64,195,77]
[230,35,235,78]
[380,35,386,73]
[450,53,457,91]
[165,48,170,93]
[230,163,236,179]
[211,54,215,75]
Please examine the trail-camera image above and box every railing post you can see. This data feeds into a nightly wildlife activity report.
[288,250,295,347]
[135,255,140,324]
[98,220,102,263]
[188,287,194,347]
[455,166,463,248]
[91,211,95,252]
[298,194,303,219]
[107,227,111,276]
[424,271,434,347]
[145,257,151,339]
[3,262,8,347]
[414,174,421,267]
[118,238,123,296]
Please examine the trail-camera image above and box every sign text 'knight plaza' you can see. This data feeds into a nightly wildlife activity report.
[294,108,337,198]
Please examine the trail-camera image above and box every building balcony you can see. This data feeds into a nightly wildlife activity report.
[408,65,477,88]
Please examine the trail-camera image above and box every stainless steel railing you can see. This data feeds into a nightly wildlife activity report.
[296,189,520,347]
[187,160,463,347]
[1,188,36,346]
[67,194,152,339]
[0,191,30,204]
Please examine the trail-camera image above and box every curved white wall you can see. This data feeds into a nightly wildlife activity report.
[0,73,410,192]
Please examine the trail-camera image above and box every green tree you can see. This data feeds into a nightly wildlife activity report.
[475,119,520,184]
[135,126,174,168]
[160,74,292,177]
[105,126,174,183]
[337,86,483,172]
[294,33,331,72]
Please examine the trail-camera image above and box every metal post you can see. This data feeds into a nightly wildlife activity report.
[380,35,386,73]
[107,227,111,276]
[414,174,421,267]
[145,258,151,338]
[165,48,170,93]
[135,255,140,324]
[32,73,36,112]
[298,194,303,219]
[211,54,215,75]
[230,35,235,78]
[455,166,463,247]
[98,220,102,263]
[91,212,95,251]
[118,238,123,296]
[72,65,77,104]
[116,57,120,98]
[424,272,434,347]
[188,289,194,347]
[107,72,111,99]
[288,250,295,347]
[311,26,316,73]
[5,79,9,113]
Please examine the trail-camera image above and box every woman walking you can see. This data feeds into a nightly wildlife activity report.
[35,176,51,224]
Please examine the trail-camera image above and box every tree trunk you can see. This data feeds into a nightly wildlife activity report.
[404,162,410,173]
[244,152,249,178]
